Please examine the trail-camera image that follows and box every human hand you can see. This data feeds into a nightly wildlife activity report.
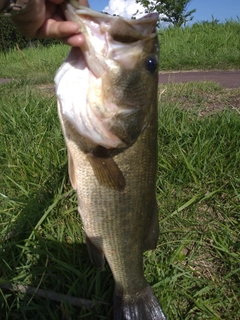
[9,0,89,46]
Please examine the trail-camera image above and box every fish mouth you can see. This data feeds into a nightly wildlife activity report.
[55,1,159,149]
[62,0,159,78]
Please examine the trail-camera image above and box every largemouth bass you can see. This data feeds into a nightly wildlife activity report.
[55,1,165,319]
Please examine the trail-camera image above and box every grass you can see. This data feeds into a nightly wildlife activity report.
[0,21,240,319]
[0,44,69,80]
[155,82,240,318]
[0,20,240,78]
[159,20,240,70]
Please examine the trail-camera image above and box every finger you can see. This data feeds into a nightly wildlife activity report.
[61,33,86,46]
[49,0,89,6]
[37,19,80,39]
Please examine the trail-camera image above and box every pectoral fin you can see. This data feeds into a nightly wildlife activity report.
[87,146,126,191]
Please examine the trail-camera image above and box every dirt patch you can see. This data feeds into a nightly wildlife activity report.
[159,82,240,116]
[0,78,12,85]
[2,71,240,116]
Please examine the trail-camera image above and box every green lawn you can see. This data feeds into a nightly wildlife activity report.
[159,19,240,70]
[0,21,240,319]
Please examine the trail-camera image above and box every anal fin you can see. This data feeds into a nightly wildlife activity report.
[143,203,159,251]
[87,146,126,191]
[86,236,105,270]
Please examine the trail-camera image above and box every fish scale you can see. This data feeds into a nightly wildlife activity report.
[55,1,166,319]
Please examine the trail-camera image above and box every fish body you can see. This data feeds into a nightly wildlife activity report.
[55,1,165,319]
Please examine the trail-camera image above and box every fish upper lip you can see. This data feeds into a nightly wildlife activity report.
[68,0,159,22]
[65,0,159,36]
[68,0,115,20]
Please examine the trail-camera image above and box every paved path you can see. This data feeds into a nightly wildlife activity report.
[158,70,240,89]
[1,71,240,89]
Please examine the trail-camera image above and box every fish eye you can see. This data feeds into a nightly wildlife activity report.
[145,56,158,74]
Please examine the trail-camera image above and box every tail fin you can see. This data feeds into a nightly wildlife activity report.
[113,285,166,320]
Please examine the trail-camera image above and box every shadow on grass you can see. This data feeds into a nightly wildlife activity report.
[0,163,114,320]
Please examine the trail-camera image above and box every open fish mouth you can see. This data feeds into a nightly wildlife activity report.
[55,0,159,149]
[62,0,158,77]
